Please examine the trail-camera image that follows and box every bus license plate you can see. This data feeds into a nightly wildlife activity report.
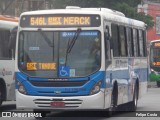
[50,102,65,107]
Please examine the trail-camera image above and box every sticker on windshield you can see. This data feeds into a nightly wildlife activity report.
[95,37,99,42]
[29,47,40,51]
[59,58,66,64]
[70,69,75,77]
[61,31,98,38]
[59,66,70,77]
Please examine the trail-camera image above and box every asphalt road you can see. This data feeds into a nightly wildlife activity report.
[0,88,160,120]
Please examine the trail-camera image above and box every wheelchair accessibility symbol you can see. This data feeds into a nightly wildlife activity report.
[59,66,70,77]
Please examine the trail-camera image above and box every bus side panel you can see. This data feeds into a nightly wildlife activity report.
[138,58,148,98]
[0,60,15,101]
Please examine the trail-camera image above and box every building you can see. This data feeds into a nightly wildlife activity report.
[138,0,160,42]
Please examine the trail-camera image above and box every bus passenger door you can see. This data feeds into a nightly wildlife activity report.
[104,24,112,108]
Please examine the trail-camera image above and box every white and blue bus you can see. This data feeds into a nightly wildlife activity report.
[0,15,18,106]
[15,7,148,116]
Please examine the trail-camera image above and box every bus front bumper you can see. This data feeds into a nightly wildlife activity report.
[16,90,105,110]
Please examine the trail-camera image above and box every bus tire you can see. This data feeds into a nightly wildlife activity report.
[156,81,160,87]
[107,84,118,117]
[130,85,138,111]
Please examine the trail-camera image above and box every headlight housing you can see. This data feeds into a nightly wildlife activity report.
[17,81,27,95]
[151,69,159,75]
[90,81,101,95]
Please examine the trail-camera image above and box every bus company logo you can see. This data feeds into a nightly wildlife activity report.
[54,91,61,94]
[0,68,12,76]
[62,32,67,37]
[62,32,75,37]
[62,32,98,37]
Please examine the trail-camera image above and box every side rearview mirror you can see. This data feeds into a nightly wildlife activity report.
[105,26,110,40]
[105,26,113,49]
[8,26,18,49]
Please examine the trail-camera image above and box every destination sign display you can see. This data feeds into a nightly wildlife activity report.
[27,62,56,71]
[152,62,160,66]
[153,42,160,47]
[20,14,101,28]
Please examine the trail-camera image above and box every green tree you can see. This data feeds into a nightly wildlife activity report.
[112,2,154,28]
[136,13,154,29]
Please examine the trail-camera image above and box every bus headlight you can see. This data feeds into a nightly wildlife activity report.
[17,81,27,95]
[90,81,101,95]
[151,69,159,75]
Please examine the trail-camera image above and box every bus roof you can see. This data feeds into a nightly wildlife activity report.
[150,40,160,43]
[20,7,146,29]
[0,15,18,30]
[20,6,125,16]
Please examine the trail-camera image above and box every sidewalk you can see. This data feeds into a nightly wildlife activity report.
[147,81,157,88]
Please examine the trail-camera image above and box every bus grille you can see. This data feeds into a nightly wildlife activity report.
[29,80,87,87]
[33,99,83,108]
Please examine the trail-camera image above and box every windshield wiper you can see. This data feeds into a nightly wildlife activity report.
[67,28,81,53]
[38,28,54,47]
[64,28,81,66]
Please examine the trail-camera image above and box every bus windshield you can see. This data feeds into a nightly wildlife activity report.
[18,30,101,78]
[150,47,160,66]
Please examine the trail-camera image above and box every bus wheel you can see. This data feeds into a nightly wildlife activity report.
[107,87,118,117]
[130,85,138,111]
[156,81,160,87]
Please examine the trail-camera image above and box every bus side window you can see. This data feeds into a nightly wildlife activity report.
[132,29,139,57]
[0,30,11,59]
[143,31,147,57]
[138,30,144,57]
[126,27,134,57]
[111,24,120,57]
[119,26,128,57]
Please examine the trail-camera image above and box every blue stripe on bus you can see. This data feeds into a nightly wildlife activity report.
[15,67,147,96]
[15,71,106,96]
